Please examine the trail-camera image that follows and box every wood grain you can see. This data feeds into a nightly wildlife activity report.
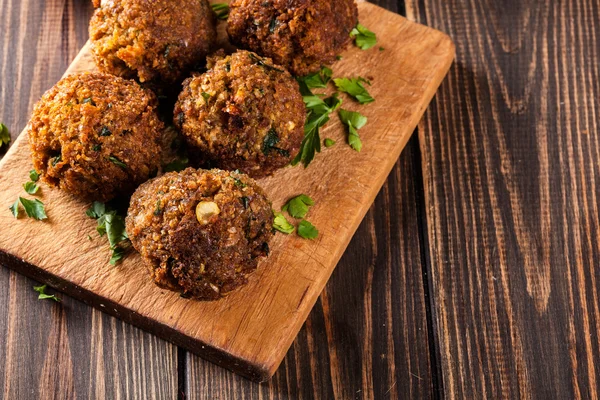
[0,1,453,383]
[0,1,178,399]
[407,0,600,398]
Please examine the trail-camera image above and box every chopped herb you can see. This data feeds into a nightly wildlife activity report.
[82,97,96,106]
[379,47,385,51]
[338,109,368,152]
[33,284,61,302]
[350,23,377,50]
[324,138,336,147]
[298,220,319,240]
[92,144,101,151]
[177,112,185,126]
[211,3,229,20]
[154,200,162,216]
[336,55,343,61]
[298,67,333,90]
[282,194,314,219]
[164,45,171,58]
[100,126,112,136]
[109,155,127,169]
[51,154,62,167]
[29,170,40,182]
[262,129,290,157]
[292,94,343,167]
[9,199,19,218]
[273,211,295,234]
[240,196,250,209]
[23,181,39,195]
[87,234,92,241]
[233,178,247,188]
[269,17,279,33]
[87,201,130,265]
[333,77,375,104]
[19,197,47,220]
[248,52,284,72]
[201,92,211,102]
[0,123,10,148]
[164,157,189,172]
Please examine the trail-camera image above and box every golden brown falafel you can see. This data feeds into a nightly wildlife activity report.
[173,50,306,178]
[227,0,358,76]
[89,0,217,87]
[126,168,274,300]
[28,72,163,202]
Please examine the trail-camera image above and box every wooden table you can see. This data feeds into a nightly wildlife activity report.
[1,0,598,398]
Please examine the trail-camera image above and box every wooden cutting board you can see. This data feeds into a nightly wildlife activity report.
[0,2,453,381]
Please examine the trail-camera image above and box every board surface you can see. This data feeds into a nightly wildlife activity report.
[0,2,453,381]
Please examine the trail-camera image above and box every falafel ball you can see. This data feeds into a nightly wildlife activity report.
[173,50,306,178]
[89,0,217,87]
[126,168,274,300]
[28,72,163,202]
[227,0,358,76]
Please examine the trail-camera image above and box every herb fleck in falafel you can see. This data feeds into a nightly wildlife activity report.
[28,72,163,202]
[227,0,358,76]
[174,50,306,178]
[126,168,274,300]
[89,0,217,87]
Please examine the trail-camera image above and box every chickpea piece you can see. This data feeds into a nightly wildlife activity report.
[196,201,220,225]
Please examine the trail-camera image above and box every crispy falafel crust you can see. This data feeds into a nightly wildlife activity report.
[126,168,274,301]
[28,72,163,202]
[227,0,358,76]
[174,50,306,178]
[89,0,217,86]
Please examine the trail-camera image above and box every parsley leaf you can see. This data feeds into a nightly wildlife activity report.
[109,155,127,169]
[0,123,10,148]
[29,170,40,182]
[273,212,295,234]
[292,94,343,167]
[19,197,47,220]
[9,199,19,218]
[201,92,211,102]
[33,284,61,302]
[282,194,314,219]
[299,67,333,90]
[350,23,377,50]
[211,3,229,20]
[262,128,290,157]
[333,77,375,104]
[23,181,39,194]
[339,109,368,152]
[324,138,336,147]
[298,220,319,240]
[87,202,130,265]
[164,157,189,172]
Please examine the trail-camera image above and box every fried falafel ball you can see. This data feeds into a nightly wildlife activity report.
[28,72,163,202]
[173,50,306,178]
[89,0,217,87]
[126,168,274,300]
[227,0,358,76]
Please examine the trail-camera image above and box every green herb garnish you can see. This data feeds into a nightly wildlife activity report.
[100,126,112,136]
[33,284,61,302]
[87,201,130,265]
[82,97,96,106]
[240,197,249,209]
[333,77,374,104]
[299,67,333,90]
[92,144,102,152]
[164,157,189,172]
[109,155,127,169]
[23,181,39,195]
[201,92,211,102]
[18,197,48,220]
[211,3,229,20]
[273,212,295,234]
[29,170,40,182]
[297,220,319,240]
[51,154,62,167]
[350,23,377,50]
[282,194,314,219]
[262,128,290,157]
[338,109,368,152]
[9,199,19,218]
[324,138,336,147]
[0,123,11,148]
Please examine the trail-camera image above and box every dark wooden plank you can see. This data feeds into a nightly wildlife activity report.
[0,1,178,398]
[407,0,600,398]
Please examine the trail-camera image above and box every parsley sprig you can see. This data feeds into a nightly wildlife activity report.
[273,195,319,239]
[34,284,61,302]
[211,3,229,20]
[334,77,375,104]
[339,109,368,152]
[0,123,10,149]
[350,24,377,50]
[86,201,130,265]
